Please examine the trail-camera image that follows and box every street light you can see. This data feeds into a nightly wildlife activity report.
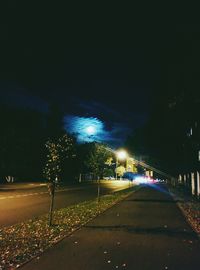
[116,150,128,160]
[115,150,128,180]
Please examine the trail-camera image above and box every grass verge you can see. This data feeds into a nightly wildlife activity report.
[0,186,140,269]
[169,185,200,236]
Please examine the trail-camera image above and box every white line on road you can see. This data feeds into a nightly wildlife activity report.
[0,188,78,200]
[0,192,48,200]
[0,184,127,200]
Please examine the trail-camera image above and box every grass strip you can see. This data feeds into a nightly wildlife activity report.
[0,186,140,269]
[169,185,200,235]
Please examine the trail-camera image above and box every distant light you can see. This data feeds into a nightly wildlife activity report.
[135,176,155,184]
[135,176,148,183]
[86,126,96,135]
[116,150,128,160]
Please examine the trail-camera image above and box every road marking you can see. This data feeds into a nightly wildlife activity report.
[0,185,128,200]
[0,192,48,200]
[0,189,72,200]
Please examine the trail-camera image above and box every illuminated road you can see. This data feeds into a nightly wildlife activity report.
[0,181,132,228]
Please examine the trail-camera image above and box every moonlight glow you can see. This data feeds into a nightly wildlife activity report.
[64,115,129,145]
[86,125,96,135]
[64,116,110,143]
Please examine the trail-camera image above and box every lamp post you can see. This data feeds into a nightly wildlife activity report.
[115,150,128,180]
[115,157,118,180]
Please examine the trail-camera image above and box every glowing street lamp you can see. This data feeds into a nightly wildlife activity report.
[115,149,128,179]
[116,150,128,160]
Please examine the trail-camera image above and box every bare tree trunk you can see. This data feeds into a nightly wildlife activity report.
[49,193,54,226]
[48,182,55,226]
[97,177,100,203]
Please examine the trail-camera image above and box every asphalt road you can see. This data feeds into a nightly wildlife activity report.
[22,184,200,270]
[0,181,132,228]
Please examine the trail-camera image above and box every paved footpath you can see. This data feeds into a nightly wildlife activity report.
[21,184,200,270]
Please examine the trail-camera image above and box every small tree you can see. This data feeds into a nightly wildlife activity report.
[132,164,138,173]
[43,133,75,226]
[103,168,114,177]
[85,143,113,202]
[43,140,60,226]
[116,165,126,179]
[43,140,61,182]
[85,143,113,178]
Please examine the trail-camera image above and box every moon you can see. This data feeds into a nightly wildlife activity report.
[86,125,96,135]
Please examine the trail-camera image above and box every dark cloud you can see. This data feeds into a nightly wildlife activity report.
[0,83,48,112]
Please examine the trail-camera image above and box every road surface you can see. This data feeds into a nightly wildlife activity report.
[0,181,131,227]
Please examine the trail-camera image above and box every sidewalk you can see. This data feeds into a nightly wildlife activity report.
[21,184,200,270]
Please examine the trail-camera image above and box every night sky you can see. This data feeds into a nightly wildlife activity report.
[1,3,199,145]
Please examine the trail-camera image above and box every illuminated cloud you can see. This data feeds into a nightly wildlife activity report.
[64,115,132,146]
[64,115,115,144]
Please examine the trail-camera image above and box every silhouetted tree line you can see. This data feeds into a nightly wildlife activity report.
[0,105,46,181]
[0,104,114,183]
[0,104,72,182]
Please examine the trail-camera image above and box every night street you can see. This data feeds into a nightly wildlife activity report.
[1,4,200,269]
[0,181,132,227]
[21,184,200,270]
